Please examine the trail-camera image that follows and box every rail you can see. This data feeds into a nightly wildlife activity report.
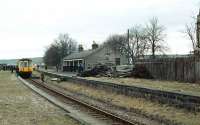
[28,78,141,125]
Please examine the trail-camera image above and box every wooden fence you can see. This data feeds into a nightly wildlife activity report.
[136,56,200,83]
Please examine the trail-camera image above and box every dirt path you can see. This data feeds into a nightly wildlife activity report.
[0,71,80,125]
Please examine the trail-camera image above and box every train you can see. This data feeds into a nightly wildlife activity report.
[17,58,33,78]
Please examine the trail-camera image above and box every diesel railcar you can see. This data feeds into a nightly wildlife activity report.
[17,58,33,78]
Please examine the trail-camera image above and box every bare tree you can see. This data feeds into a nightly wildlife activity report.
[129,25,149,60]
[146,17,168,58]
[43,44,60,67]
[105,34,127,53]
[185,23,197,52]
[105,34,130,62]
[105,25,148,64]
[56,33,77,59]
[184,12,200,54]
[43,33,77,71]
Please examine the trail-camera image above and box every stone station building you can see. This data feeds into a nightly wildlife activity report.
[62,43,128,72]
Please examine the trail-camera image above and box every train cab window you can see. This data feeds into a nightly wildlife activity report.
[24,62,28,67]
[19,61,29,67]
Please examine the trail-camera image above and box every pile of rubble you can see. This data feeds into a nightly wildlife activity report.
[78,64,112,77]
[113,65,134,77]
[78,64,153,79]
[132,64,153,79]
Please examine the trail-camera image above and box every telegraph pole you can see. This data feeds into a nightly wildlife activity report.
[127,29,130,64]
[197,10,200,48]
[196,9,200,55]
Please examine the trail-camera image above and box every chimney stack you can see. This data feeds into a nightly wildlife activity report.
[92,41,98,50]
[78,44,84,52]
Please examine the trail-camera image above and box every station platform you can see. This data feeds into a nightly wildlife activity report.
[37,68,77,77]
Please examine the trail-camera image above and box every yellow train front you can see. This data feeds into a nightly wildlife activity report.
[17,58,33,78]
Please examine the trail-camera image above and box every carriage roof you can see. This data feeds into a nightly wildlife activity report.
[18,58,32,61]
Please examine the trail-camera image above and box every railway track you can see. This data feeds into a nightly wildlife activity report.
[25,78,142,125]
[37,69,200,112]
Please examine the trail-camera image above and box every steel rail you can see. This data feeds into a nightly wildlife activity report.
[28,78,142,125]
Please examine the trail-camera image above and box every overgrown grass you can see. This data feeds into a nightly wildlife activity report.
[34,70,200,96]
[33,71,200,124]
[85,77,200,96]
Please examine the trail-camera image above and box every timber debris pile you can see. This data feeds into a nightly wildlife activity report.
[78,64,111,77]
[78,64,153,79]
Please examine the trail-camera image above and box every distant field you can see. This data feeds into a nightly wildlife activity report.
[0,57,43,65]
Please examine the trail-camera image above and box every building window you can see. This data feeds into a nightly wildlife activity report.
[115,58,120,65]
[87,64,91,69]
[63,61,67,66]
[105,52,110,55]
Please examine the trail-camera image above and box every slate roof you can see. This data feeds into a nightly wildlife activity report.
[64,46,103,60]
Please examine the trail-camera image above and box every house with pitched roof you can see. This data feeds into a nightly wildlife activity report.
[62,42,128,72]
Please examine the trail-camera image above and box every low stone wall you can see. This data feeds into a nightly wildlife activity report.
[69,77,200,112]
[38,70,200,112]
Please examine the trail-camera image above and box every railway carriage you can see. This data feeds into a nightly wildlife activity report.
[17,58,33,78]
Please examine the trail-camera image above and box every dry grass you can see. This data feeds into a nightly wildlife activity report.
[33,71,200,124]
[85,77,200,96]
[34,70,200,96]
[0,71,80,125]
[55,81,200,125]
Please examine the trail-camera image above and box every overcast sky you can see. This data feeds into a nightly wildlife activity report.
[0,0,199,59]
